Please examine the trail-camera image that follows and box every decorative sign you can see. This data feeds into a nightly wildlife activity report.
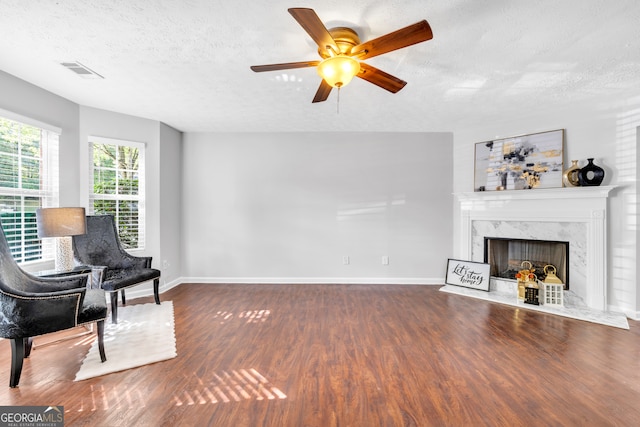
[445,259,491,292]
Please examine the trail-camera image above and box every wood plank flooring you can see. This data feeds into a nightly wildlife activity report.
[1,283,639,426]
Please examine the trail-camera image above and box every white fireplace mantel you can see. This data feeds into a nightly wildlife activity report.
[456,185,615,204]
[454,186,615,311]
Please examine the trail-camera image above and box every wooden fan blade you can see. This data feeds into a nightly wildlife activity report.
[357,62,407,93]
[288,8,338,54]
[250,61,320,72]
[352,20,433,60]
[312,80,332,103]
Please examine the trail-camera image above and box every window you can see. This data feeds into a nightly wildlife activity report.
[89,137,145,250]
[0,112,59,263]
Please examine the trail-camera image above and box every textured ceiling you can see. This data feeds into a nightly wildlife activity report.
[1,0,639,132]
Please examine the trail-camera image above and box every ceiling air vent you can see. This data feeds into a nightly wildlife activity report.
[60,61,104,79]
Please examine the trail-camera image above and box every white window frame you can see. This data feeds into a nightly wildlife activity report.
[88,136,146,250]
[0,108,60,264]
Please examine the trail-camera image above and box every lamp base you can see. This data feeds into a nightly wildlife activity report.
[55,236,74,272]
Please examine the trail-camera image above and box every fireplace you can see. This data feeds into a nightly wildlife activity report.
[455,186,614,311]
[483,237,569,288]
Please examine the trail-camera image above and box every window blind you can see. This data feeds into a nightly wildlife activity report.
[0,112,59,263]
[88,136,146,250]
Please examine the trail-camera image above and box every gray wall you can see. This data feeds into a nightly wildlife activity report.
[182,132,453,283]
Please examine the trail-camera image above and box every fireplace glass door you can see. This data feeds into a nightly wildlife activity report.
[484,237,569,288]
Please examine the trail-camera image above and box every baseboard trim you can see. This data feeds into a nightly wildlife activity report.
[616,308,640,321]
[122,276,443,301]
[179,277,444,285]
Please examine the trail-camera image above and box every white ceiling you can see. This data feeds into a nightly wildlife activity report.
[1,0,639,133]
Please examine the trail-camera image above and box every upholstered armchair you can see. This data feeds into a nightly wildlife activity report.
[0,224,107,387]
[72,215,161,324]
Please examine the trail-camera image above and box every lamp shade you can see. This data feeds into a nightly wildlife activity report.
[317,55,360,88]
[36,207,86,238]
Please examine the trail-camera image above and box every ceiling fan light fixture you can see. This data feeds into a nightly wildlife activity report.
[251,9,433,103]
[317,55,360,88]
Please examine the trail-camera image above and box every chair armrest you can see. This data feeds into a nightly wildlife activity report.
[89,266,107,289]
[140,256,152,269]
[4,285,85,299]
[83,247,152,269]
[117,252,152,269]
[0,286,86,338]
[23,272,89,293]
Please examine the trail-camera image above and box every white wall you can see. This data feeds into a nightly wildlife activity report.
[452,99,640,317]
[159,123,183,285]
[182,132,453,283]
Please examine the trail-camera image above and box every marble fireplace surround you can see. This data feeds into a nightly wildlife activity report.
[454,186,615,312]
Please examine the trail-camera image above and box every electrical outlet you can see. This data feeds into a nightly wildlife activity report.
[382,256,389,265]
[162,260,170,270]
[342,256,350,265]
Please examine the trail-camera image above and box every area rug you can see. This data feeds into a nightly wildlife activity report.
[74,301,177,381]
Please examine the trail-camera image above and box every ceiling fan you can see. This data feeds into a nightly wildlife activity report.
[250,8,433,103]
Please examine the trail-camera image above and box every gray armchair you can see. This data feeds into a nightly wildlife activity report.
[0,222,107,387]
[72,215,161,324]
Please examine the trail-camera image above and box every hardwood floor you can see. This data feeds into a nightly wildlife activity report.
[1,283,639,426]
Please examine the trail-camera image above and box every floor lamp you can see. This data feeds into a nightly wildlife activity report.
[36,207,86,272]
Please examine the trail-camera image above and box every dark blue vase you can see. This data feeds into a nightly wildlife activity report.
[578,158,605,186]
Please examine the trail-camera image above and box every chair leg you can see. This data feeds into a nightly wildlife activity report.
[9,338,26,388]
[24,337,34,358]
[121,289,126,305]
[110,291,119,324]
[154,278,160,305]
[97,320,107,363]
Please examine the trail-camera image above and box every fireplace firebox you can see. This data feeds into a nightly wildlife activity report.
[483,237,569,289]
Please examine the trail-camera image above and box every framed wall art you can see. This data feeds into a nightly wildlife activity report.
[445,259,491,292]
[474,129,564,191]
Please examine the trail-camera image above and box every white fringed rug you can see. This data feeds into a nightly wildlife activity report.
[75,301,177,381]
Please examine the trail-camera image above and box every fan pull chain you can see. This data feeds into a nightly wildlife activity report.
[336,87,340,114]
